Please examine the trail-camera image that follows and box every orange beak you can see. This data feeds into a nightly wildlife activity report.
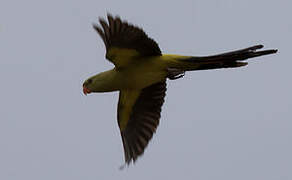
[83,86,91,95]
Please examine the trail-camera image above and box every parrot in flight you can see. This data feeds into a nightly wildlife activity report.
[82,14,277,167]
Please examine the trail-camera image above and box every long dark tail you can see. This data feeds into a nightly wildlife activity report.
[176,45,277,71]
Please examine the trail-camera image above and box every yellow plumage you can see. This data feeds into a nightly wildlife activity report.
[82,14,277,166]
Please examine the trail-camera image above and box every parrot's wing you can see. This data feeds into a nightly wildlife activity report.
[117,81,166,165]
[93,14,161,68]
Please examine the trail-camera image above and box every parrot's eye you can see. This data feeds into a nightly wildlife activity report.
[87,79,92,84]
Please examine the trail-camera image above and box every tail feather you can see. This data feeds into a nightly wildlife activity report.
[176,45,277,71]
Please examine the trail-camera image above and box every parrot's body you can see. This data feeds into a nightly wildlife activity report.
[82,14,277,167]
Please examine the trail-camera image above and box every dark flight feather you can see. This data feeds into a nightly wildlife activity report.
[118,81,167,165]
[93,14,161,58]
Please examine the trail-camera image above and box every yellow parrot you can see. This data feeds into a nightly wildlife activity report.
[82,14,277,166]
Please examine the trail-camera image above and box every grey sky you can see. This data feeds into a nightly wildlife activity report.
[0,0,291,179]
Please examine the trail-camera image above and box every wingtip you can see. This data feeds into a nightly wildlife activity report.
[98,16,107,25]
[107,12,114,20]
[106,12,112,16]
[92,23,104,36]
[119,159,132,170]
[119,163,127,170]
[92,23,99,29]
[106,13,122,22]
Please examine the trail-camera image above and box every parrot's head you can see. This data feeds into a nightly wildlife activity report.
[83,71,113,95]
[83,74,103,95]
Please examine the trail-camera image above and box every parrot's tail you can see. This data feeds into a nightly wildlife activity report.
[165,45,277,78]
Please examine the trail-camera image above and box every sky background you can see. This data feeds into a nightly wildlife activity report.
[0,0,291,179]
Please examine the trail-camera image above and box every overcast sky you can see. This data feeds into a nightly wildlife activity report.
[0,0,291,179]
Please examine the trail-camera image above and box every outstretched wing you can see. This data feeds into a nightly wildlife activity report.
[117,81,167,165]
[93,14,162,68]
